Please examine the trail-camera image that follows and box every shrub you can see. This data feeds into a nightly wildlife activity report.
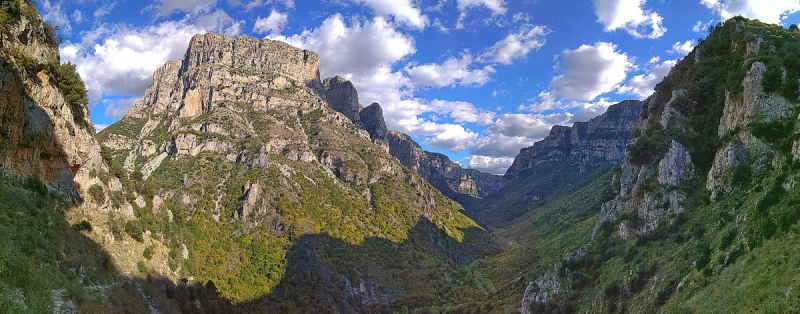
[136,261,148,274]
[124,220,145,242]
[87,184,104,202]
[73,220,93,233]
[143,246,154,260]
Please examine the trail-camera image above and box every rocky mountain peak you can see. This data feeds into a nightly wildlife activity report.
[323,75,362,127]
[359,102,389,149]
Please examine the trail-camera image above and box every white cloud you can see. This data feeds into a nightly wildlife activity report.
[456,0,507,15]
[551,42,633,101]
[483,25,548,65]
[196,9,244,35]
[157,0,218,15]
[592,0,666,38]
[352,0,429,29]
[94,123,110,132]
[253,10,289,34]
[420,122,478,152]
[513,12,532,23]
[569,98,615,122]
[669,40,696,55]
[60,11,243,107]
[490,113,568,138]
[272,15,415,84]
[701,0,800,24]
[405,55,494,88]
[242,0,294,10]
[467,155,514,174]
[470,134,536,157]
[41,0,71,32]
[428,99,495,125]
[618,59,677,99]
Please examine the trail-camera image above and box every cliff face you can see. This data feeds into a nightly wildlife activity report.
[505,100,643,180]
[0,1,106,198]
[387,130,506,199]
[98,32,479,310]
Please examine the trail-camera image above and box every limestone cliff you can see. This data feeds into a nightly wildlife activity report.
[505,100,643,181]
[0,0,107,199]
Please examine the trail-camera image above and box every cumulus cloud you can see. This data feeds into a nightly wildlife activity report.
[470,134,536,157]
[592,0,666,38]
[489,113,568,138]
[157,0,218,15]
[669,40,696,55]
[551,42,633,101]
[273,15,415,84]
[253,10,289,34]
[618,59,677,99]
[701,0,800,24]
[456,0,507,15]
[570,98,616,122]
[405,55,495,88]
[483,25,548,65]
[352,0,429,29]
[467,155,515,174]
[428,99,495,125]
[60,11,244,108]
[420,122,479,152]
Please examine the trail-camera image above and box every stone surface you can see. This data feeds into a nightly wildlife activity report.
[360,102,389,150]
[323,76,362,127]
[387,130,506,199]
[0,2,107,199]
[658,140,695,186]
[505,100,643,180]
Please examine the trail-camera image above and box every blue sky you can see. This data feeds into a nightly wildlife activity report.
[37,0,800,174]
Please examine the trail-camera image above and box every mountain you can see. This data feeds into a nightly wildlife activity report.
[96,31,492,310]
[519,17,800,313]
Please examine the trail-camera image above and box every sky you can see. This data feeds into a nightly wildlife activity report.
[37,0,800,174]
